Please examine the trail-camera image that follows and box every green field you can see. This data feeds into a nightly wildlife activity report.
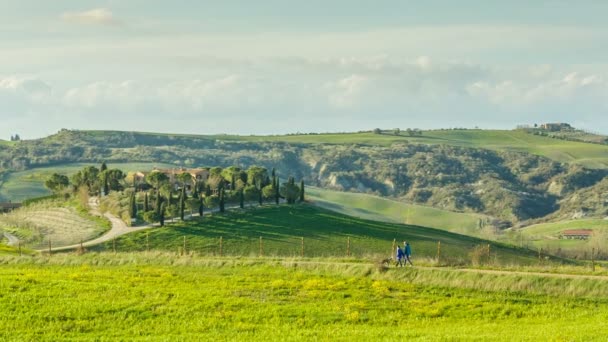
[90,204,542,265]
[228,129,608,168]
[0,255,607,340]
[523,219,608,237]
[71,129,608,168]
[307,187,488,235]
[0,162,174,202]
[519,219,608,256]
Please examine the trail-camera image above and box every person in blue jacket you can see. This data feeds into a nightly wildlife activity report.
[396,245,404,267]
[403,241,413,266]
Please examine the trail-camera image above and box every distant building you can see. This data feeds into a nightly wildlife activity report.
[128,168,210,190]
[0,202,21,213]
[540,123,572,132]
[560,229,593,240]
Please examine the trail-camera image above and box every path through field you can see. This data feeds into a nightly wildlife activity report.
[3,231,19,246]
[44,200,250,252]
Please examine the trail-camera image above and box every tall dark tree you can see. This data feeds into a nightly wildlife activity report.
[144,192,149,212]
[198,195,204,216]
[274,177,280,205]
[100,162,108,173]
[300,179,305,202]
[179,187,186,220]
[257,180,263,206]
[129,192,137,219]
[159,202,166,227]
[239,189,244,209]
[103,175,109,196]
[219,188,225,213]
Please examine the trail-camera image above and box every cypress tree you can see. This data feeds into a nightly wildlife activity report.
[239,189,244,209]
[130,192,137,218]
[103,175,109,196]
[300,180,305,202]
[155,193,163,215]
[100,162,108,172]
[219,188,225,213]
[198,195,204,216]
[179,188,186,221]
[159,202,166,227]
[274,177,280,205]
[144,192,149,212]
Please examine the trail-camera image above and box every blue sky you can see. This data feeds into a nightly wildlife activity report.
[2,1,608,139]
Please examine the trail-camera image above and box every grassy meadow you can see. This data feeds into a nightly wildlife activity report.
[0,162,174,202]
[307,186,488,235]
[89,205,543,266]
[519,219,608,257]
[1,255,607,341]
[220,129,608,168]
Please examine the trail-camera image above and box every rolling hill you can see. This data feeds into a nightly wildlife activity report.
[90,204,544,265]
[307,186,488,236]
[1,128,608,225]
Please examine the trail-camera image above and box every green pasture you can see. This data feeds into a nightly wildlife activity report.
[522,219,608,237]
[0,162,173,202]
[77,129,608,168]
[231,129,608,168]
[0,256,607,341]
[307,187,487,235]
[92,205,541,265]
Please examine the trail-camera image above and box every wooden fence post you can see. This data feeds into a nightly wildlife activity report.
[538,248,542,262]
[391,238,396,258]
[487,244,491,258]
[592,248,596,272]
[18,241,22,256]
[347,237,351,257]
[182,236,186,256]
[219,236,223,257]
[146,232,149,252]
[80,239,84,253]
[301,237,304,257]
[436,241,441,263]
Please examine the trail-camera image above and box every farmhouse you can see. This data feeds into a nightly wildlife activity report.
[0,202,21,213]
[560,229,593,240]
[540,123,572,132]
[129,168,210,190]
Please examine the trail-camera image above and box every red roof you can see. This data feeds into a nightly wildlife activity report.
[562,229,593,236]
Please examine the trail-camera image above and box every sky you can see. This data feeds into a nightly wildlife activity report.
[2,0,608,139]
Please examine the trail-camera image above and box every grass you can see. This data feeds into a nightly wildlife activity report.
[91,204,543,266]
[518,219,608,256]
[224,129,608,169]
[0,254,607,340]
[307,186,488,235]
[0,162,174,202]
[69,129,608,168]
[522,218,608,237]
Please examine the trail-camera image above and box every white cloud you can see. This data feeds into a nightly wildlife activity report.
[61,8,121,26]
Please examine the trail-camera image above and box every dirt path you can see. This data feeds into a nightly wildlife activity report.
[3,231,19,246]
[43,200,259,252]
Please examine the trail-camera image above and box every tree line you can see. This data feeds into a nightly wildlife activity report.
[45,163,305,226]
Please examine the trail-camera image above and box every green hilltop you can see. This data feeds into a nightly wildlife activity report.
[89,204,542,265]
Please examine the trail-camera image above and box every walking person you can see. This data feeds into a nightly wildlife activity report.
[396,245,404,267]
[403,241,413,266]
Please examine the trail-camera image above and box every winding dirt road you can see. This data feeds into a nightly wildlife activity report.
[3,231,19,247]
